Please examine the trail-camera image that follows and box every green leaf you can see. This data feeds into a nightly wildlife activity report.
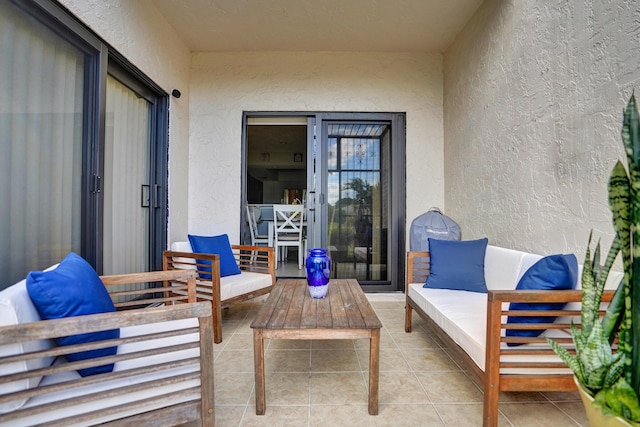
[602,279,625,344]
[547,337,584,382]
[622,93,640,170]
[594,379,640,422]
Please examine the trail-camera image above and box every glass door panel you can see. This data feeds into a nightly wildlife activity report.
[325,123,390,283]
[103,75,151,274]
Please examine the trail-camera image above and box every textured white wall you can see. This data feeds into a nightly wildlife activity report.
[58,0,192,245]
[444,0,640,257]
[189,52,444,243]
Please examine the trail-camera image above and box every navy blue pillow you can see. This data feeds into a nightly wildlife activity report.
[424,238,489,293]
[26,252,119,377]
[188,234,241,278]
[506,254,578,346]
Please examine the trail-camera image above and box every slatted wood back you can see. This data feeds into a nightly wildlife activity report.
[0,269,214,426]
[406,251,430,288]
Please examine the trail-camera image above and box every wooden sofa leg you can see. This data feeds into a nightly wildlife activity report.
[213,302,223,344]
[482,384,499,427]
[405,302,413,333]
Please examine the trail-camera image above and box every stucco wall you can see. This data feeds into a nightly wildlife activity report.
[444,0,640,257]
[189,52,444,244]
[58,0,192,245]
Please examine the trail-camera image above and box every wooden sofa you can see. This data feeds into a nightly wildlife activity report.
[164,242,275,343]
[0,269,214,426]
[404,246,620,427]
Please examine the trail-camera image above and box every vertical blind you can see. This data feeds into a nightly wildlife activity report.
[0,1,84,287]
[103,75,150,276]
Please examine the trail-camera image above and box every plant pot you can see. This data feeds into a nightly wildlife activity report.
[574,376,633,427]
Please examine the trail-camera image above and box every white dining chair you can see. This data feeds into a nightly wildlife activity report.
[272,204,305,269]
[246,206,270,246]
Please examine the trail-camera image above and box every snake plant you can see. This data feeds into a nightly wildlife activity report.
[549,94,640,423]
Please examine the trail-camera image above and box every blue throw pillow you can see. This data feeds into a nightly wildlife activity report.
[424,238,489,293]
[506,254,578,346]
[188,234,241,278]
[26,252,119,377]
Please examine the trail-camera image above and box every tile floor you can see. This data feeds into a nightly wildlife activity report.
[209,293,589,426]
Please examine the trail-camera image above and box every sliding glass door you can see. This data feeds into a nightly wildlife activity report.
[0,0,169,289]
[242,112,404,291]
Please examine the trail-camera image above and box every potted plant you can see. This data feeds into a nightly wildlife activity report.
[549,94,640,425]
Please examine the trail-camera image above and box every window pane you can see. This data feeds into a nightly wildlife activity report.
[0,1,84,288]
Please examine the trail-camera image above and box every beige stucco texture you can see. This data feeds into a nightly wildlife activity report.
[189,52,444,244]
[57,0,640,263]
[444,0,640,258]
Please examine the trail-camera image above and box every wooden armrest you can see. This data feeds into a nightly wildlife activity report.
[406,251,430,291]
[101,269,199,308]
[488,289,614,304]
[485,289,615,350]
[231,245,275,278]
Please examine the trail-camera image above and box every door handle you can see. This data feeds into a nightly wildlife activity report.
[307,191,315,211]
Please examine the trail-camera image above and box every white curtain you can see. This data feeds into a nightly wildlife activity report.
[0,2,84,288]
[103,76,150,275]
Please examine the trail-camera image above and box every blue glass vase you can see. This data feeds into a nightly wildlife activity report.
[305,248,331,298]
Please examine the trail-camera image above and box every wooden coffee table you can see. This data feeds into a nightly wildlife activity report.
[250,278,382,415]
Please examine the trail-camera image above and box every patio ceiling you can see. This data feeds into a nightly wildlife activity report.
[152,0,484,53]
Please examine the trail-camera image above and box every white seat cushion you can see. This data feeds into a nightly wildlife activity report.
[0,277,55,413]
[169,241,272,301]
[408,283,572,374]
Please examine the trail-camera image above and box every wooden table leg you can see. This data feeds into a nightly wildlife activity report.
[253,328,266,415]
[368,328,380,415]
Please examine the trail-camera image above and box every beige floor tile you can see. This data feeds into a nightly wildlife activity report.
[215,349,255,373]
[378,371,431,404]
[309,372,368,405]
[415,371,483,403]
[379,320,409,334]
[553,401,589,426]
[310,349,361,372]
[224,330,256,350]
[214,406,246,427]
[541,391,582,402]
[215,372,255,405]
[265,349,311,373]
[311,339,356,349]
[204,293,590,426]
[309,405,375,427]
[390,330,442,349]
[435,403,511,426]
[357,348,412,372]
[499,402,582,426]
[240,406,309,427]
[378,328,398,349]
[263,372,310,405]
[376,404,445,426]
[402,348,460,372]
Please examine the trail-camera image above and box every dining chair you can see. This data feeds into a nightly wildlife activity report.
[272,204,305,269]
[246,205,270,246]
